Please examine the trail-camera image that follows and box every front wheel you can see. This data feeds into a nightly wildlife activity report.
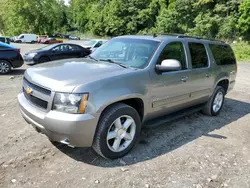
[0,60,11,74]
[202,86,225,116]
[92,103,141,159]
[38,56,50,64]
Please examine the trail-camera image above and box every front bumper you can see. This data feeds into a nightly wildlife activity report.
[18,92,99,147]
[23,55,36,65]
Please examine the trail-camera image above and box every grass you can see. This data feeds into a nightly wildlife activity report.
[231,41,250,62]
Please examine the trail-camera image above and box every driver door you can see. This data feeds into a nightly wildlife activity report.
[150,42,192,117]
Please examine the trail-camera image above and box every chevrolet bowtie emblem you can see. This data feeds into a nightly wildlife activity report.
[26,87,33,95]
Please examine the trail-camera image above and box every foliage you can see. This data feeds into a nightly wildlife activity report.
[231,41,250,62]
[0,0,248,42]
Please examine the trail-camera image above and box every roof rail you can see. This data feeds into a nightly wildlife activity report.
[153,33,225,43]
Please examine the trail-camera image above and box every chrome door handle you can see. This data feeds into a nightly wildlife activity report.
[206,73,210,78]
[181,76,188,82]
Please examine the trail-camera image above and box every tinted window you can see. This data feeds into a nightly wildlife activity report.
[95,41,103,48]
[69,45,80,51]
[189,43,208,68]
[53,45,69,52]
[157,42,187,70]
[209,44,236,65]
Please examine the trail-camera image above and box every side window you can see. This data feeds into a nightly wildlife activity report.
[157,42,187,70]
[68,45,80,51]
[53,45,69,52]
[20,35,24,39]
[209,44,236,65]
[189,43,208,69]
[95,41,103,48]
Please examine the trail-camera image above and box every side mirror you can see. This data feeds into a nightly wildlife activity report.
[156,59,181,73]
[52,49,56,53]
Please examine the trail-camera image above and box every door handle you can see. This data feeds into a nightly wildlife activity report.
[205,73,210,78]
[181,76,188,82]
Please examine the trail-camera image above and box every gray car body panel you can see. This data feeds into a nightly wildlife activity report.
[18,35,237,147]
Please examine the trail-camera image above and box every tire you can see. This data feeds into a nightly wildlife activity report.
[0,60,12,74]
[38,56,50,64]
[92,103,141,159]
[202,86,225,116]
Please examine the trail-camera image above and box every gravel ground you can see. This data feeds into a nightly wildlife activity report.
[0,44,250,188]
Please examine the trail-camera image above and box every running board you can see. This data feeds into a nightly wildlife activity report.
[144,104,204,128]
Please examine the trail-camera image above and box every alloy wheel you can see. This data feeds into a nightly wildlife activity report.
[106,115,136,152]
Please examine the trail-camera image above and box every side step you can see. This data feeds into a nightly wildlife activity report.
[144,104,204,128]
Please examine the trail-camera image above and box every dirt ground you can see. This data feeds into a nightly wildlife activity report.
[1,44,250,188]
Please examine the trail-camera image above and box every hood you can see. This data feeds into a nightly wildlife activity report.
[24,58,133,92]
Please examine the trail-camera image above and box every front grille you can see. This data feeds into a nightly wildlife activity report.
[23,87,48,109]
[23,77,51,95]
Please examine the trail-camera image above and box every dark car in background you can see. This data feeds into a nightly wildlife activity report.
[0,42,23,74]
[0,36,11,44]
[23,43,91,65]
[69,35,80,40]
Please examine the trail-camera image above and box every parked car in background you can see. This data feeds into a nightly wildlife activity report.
[0,36,11,44]
[14,34,37,43]
[69,35,80,40]
[0,42,23,74]
[10,36,18,42]
[23,43,91,65]
[42,37,63,44]
[37,35,48,43]
[18,35,237,159]
[82,39,108,52]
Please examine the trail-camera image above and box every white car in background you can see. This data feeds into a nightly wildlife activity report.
[81,39,108,52]
[15,34,37,43]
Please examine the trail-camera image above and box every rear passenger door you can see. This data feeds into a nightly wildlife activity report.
[188,42,213,103]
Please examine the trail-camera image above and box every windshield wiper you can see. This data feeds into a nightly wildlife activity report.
[99,59,129,69]
[87,55,98,61]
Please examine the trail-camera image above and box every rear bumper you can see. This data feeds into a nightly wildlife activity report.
[12,55,24,68]
[18,92,99,147]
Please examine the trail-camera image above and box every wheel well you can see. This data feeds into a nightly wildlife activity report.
[39,56,50,61]
[0,59,12,67]
[217,79,229,93]
[103,98,144,121]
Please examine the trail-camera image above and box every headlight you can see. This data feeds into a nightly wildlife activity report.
[52,93,89,114]
[28,52,37,57]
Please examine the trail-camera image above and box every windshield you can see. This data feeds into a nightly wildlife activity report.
[91,38,160,69]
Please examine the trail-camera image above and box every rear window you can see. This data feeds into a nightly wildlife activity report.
[209,44,236,65]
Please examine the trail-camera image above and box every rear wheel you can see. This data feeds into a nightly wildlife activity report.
[0,60,11,74]
[202,86,225,116]
[92,103,141,159]
[38,56,50,64]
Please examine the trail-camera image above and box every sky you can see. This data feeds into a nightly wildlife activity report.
[64,0,70,6]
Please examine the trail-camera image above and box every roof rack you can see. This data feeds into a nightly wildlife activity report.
[153,33,225,43]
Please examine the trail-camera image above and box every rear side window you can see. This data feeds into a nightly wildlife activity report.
[209,44,236,65]
[69,45,80,51]
[189,43,208,69]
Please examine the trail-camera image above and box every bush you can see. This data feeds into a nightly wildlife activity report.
[231,41,250,62]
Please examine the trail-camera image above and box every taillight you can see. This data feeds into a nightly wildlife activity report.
[15,49,20,53]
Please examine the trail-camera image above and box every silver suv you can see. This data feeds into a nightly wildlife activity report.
[18,35,237,159]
